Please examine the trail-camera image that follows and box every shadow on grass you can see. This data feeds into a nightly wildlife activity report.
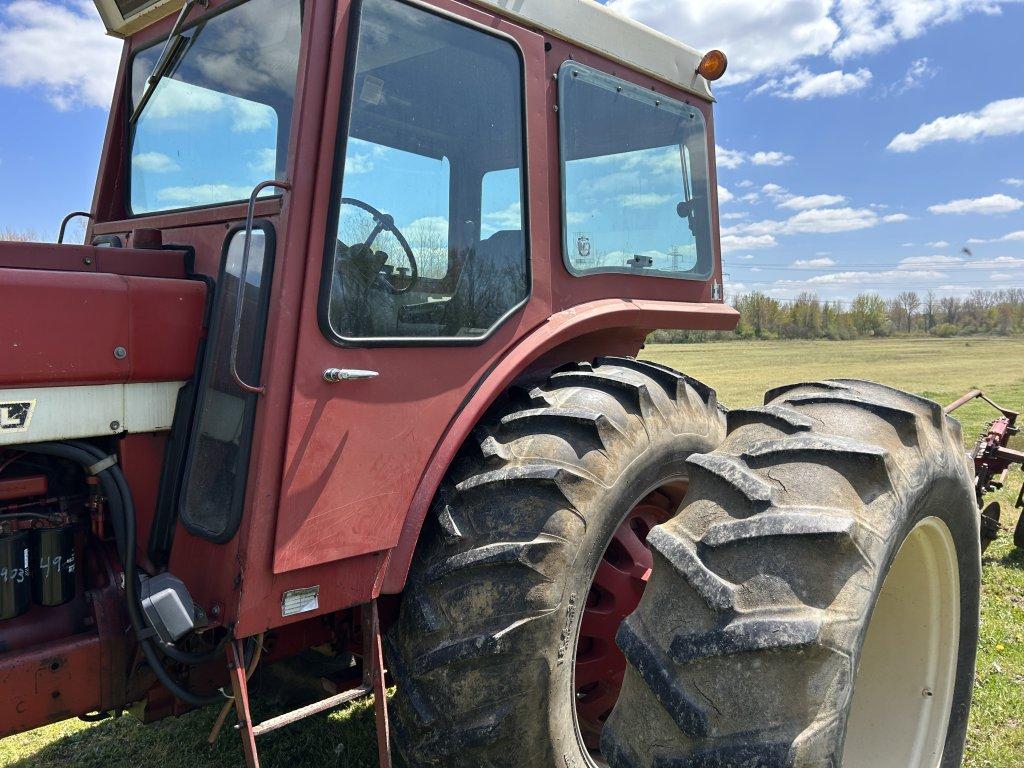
[1000,547,1024,571]
[5,695,384,768]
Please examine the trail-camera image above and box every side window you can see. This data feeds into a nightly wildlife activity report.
[559,63,714,280]
[321,0,529,343]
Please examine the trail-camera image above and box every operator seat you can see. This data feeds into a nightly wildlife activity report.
[329,242,399,338]
[445,229,527,335]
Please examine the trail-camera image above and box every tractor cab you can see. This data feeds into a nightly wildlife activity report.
[1,1,740,765]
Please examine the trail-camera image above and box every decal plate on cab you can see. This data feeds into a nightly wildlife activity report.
[282,586,320,617]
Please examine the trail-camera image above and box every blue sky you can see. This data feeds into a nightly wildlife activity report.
[0,0,1022,301]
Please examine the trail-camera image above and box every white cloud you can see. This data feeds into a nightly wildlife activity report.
[888,97,1024,153]
[928,194,1024,216]
[606,0,840,84]
[718,185,734,204]
[803,269,949,285]
[722,211,749,220]
[901,240,951,248]
[887,57,937,96]
[604,1,1018,97]
[346,154,375,175]
[882,213,910,222]
[898,255,964,267]
[132,152,180,174]
[967,230,1024,244]
[716,145,747,169]
[963,256,1024,269]
[786,207,881,233]
[618,193,674,209]
[156,184,254,206]
[793,257,837,267]
[763,184,847,211]
[990,272,1015,281]
[832,0,1013,61]
[249,148,276,176]
[484,202,523,231]
[755,67,873,99]
[779,193,848,210]
[721,234,778,253]
[725,205,906,238]
[0,0,120,110]
[232,100,275,132]
[750,151,795,166]
[715,146,794,170]
[1003,178,1024,187]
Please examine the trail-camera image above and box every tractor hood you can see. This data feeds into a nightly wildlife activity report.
[0,240,205,395]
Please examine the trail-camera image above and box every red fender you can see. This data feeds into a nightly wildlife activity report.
[381,298,738,592]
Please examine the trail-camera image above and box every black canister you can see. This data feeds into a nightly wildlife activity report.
[32,528,76,607]
[1,532,31,620]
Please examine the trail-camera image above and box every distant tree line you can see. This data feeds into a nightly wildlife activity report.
[649,289,1024,343]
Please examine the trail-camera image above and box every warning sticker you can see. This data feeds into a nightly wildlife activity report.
[0,401,34,433]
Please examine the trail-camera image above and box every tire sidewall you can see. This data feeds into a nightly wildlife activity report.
[554,437,698,767]
[843,474,981,767]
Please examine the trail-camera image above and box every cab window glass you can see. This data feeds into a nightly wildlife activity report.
[559,62,713,279]
[323,0,529,342]
[129,0,302,214]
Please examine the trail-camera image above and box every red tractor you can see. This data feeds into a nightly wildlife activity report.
[0,1,990,766]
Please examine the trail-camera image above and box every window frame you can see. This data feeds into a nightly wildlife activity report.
[315,0,532,349]
[557,61,715,282]
[178,220,276,543]
[123,0,304,218]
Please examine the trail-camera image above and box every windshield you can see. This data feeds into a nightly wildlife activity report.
[128,0,302,214]
[559,63,714,279]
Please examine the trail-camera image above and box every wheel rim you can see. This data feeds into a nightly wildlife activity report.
[573,483,684,759]
[843,517,961,768]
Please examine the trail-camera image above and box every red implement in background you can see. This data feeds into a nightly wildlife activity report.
[946,390,1024,550]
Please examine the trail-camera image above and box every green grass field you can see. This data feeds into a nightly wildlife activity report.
[2,336,1022,768]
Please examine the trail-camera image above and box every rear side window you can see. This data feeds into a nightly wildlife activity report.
[559,63,714,280]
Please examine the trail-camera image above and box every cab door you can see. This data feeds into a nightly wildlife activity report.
[272,0,549,573]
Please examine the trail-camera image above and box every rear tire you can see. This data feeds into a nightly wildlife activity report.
[602,379,980,767]
[387,358,727,767]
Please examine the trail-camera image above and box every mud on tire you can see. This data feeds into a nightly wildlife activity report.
[602,379,981,768]
[386,358,727,767]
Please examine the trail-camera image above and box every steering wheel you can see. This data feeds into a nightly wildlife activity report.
[338,197,419,293]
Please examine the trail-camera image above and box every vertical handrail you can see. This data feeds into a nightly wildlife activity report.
[58,211,92,244]
[229,180,292,395]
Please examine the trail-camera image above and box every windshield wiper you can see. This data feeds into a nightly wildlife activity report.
[129,0,208,124]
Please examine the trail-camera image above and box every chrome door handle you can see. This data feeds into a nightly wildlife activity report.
[324,368,380,383]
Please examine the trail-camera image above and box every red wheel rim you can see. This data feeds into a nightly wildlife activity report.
[573,484,683,754]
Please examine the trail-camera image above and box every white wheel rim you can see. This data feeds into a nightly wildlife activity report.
[843,516,961,768]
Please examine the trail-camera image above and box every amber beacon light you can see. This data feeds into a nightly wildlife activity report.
[697,49,728,81]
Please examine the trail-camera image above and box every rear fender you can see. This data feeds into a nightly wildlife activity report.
[381,298,738,592]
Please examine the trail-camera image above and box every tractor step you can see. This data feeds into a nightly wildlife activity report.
[227,600,392,768]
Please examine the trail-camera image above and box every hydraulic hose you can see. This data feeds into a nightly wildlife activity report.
[15,441,227,708]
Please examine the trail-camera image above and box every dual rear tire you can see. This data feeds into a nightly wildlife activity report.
[388,365,980,767]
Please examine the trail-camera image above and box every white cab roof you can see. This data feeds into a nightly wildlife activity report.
[471,0,713,100]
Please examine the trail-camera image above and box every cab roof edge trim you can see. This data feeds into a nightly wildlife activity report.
[468,0,714,100]
[94,0,715,99]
